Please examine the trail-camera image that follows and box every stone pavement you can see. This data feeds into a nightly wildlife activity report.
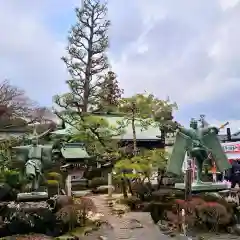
[84,194,170,240]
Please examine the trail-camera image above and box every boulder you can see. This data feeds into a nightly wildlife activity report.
[0,201,61,237]
[92,185,114,194]
[0,183,17,201]
[51,195,74,212]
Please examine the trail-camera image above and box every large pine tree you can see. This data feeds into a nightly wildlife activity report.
[54,0,122,155]
[55,0,110,113]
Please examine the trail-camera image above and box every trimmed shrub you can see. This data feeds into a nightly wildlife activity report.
[46,180,59,186]
[196,202,232,230]
[131,182,152,201]
[47,172,62,181]
[88,177,108,189]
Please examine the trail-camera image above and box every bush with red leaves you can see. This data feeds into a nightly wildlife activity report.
[170,197,232,231]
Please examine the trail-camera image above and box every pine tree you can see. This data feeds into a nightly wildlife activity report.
[56,0,110,113]
[97,71,123,112]
[54,0,122,156]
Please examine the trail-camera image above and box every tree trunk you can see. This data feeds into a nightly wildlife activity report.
[83,17,94,113]
[131,107,137,155]
[121,177,128,198]
[127,178,133,196]
[157,169,164,190]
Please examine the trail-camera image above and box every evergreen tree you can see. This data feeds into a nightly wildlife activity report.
[97,71,123,112]
[55,0,110,113]
[54,0,122,156]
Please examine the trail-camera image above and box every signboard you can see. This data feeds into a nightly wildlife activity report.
[221,142,240,153]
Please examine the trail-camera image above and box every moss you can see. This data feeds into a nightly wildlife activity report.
[47,172,62,180]
[47,180,59,186]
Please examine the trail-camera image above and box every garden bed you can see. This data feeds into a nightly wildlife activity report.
[115,186,240,237]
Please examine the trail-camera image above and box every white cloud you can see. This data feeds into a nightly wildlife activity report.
[1,0,240,127]
[112,0,240,110]
[0,1,73,106]
[220,0,240,10]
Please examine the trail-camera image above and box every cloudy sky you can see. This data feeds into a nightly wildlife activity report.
[1,0,240,132]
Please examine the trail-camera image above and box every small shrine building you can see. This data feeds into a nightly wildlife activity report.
[51,113,165,195]
[59,142,95,195]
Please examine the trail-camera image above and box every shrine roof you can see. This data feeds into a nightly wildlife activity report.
[61,144,90,159]
[51,114,161,140]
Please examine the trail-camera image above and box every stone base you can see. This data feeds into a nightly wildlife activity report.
[175,181,230,192]
[71,190,91,197]
[17,192,48,201]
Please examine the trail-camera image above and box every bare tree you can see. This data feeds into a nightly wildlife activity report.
[30,107,56,124]
[0,80,54,129]
[56,0,110,113]
[0,80,36,119]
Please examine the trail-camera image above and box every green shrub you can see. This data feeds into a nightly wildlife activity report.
[89,177,107,189]
[47,172,62,180]
[150,202,174,223]
[4,170,21,188]
[152,189,184,202]
[46,180,59,186]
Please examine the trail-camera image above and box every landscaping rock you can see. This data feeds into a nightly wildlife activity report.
[233,224,240,235]
[91,185,114,194]
[112,204,129,215]
[0,183,17,201]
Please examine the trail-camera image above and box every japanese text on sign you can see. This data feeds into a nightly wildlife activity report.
[222,143,240,153]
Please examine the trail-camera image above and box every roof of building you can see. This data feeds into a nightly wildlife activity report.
[61,143,91,159]
[51,114,161,141]
[218,131,240,142]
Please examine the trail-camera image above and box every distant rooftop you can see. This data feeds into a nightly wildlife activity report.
[61,143,91,159]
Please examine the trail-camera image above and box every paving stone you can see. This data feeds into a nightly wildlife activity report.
[85,194,171,240]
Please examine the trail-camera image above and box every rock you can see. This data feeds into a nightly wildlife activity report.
[112,204,129,215]
[128,219,143,229]
[7,201,49,210]
[55,235,79,240]
[158,223,170,232]
[0,183,17,201]
[0,202,60,237]
[54,195,74,211]
[175,235,193,240]
[92,185,115,194]
[72,190,91,197]
[99,236,108,240]
[233,224,240,235]
[227,226,234,234]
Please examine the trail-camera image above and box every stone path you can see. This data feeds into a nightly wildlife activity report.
[83,194,170,240]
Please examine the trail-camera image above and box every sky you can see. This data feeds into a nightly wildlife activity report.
[1,0,240,133]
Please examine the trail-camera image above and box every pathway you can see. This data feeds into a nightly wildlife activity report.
[83,194,170,240]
